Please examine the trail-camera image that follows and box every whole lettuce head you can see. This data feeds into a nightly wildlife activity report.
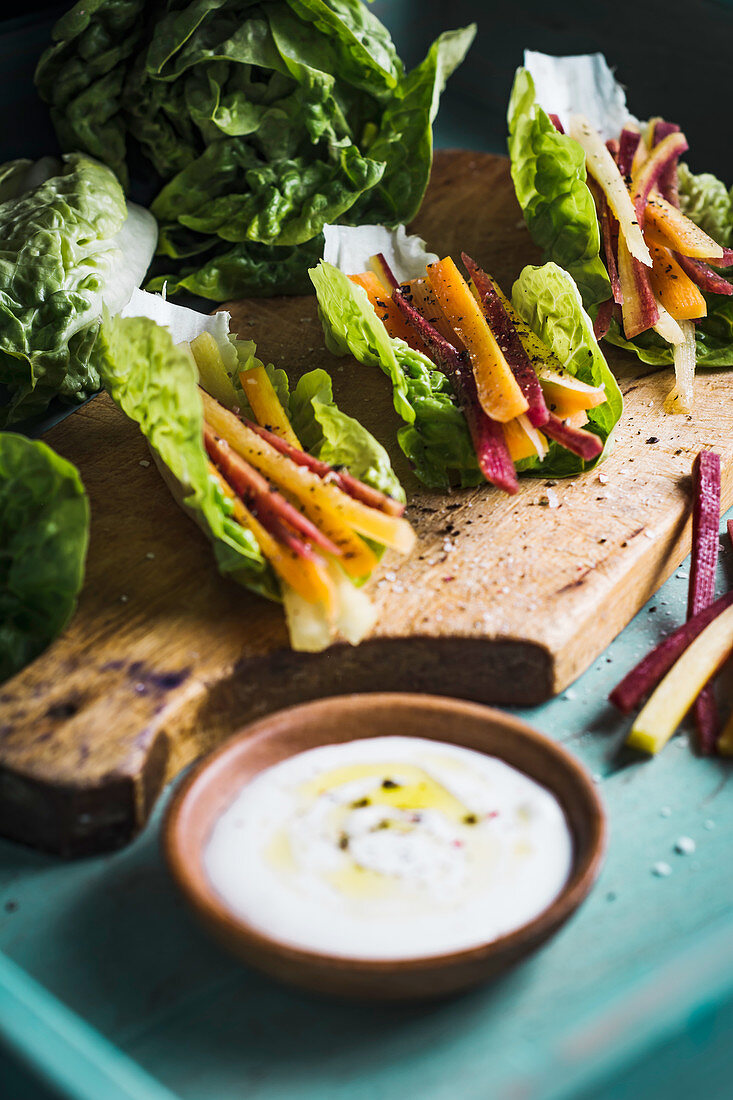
[0,153,157,427]
[36,1,475,300]
[0,433,89,683]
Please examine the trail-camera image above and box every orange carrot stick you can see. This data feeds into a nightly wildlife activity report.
[425,257,528,423]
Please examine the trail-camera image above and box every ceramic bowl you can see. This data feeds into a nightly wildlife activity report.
[164,693,606,1000]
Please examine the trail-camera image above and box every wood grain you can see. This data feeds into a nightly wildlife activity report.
[1,150,732,855]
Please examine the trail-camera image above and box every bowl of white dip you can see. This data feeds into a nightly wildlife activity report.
[165,694,605,999]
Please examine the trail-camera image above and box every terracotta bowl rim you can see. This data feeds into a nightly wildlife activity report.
[164,692,607,975]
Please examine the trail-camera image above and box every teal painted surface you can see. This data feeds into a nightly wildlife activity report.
[2,4,733,1099]
[2,519,733,1100]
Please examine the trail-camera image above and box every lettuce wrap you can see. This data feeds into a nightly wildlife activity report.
[0,433,89,683]
[98,290,405,647]
[0,154,157,427]
[310,225,621,489]
[507,51,733,368]
[37,0,474,300]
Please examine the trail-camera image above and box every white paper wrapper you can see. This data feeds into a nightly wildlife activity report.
[524,50,637,141]
[121,287,232,346]
[323,223,438,282]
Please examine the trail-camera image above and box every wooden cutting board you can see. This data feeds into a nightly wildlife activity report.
[1,150,732,856]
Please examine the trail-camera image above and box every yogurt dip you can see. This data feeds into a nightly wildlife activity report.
[204,736,574,960]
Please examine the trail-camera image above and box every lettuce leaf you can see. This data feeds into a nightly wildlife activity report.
[96,311,278,599]
[511,263,623,471]
[678,163,733,248]
[37,0,473,299]
[507,67,610,309]
[0,154,157,427]
[289,368,405,501]
[311,253,621,487]
[0,433,89,683]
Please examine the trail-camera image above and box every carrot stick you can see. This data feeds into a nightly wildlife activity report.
[593,298,614,341]
[238,364,301,450]
[631,131,689,223]
[370,252,399,289]
[243,418,405,517]
[688,450,722,754]
[590,181,623,305]
[392,289,518,493]
[650,120,681,207]
[617,128,641,178]
[207,462,336,612]
[349,272,428,352]
[204,425,343,558]
[672,253,733,297]
[426,256,528,423]
[543,414,602,460]
[617,235,660,338]
[201,390,410,562]
[648,244,707,321]
[399,278,466,351]
[610,590,733,713]
[644,194,725,260]
[461,252,549,428]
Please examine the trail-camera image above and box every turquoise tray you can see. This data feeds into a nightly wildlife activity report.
[3,6,733,1099]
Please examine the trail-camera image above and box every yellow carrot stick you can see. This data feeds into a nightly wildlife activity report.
[627,604,733,754]
[502,416,547,462]
[201,390,413,564]
[239,363,302,450]
[208,462,336,614]
[717,711,733,756]
[426,256,528,423]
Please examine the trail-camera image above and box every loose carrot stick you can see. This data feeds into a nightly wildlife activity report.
[610,591,733,713]
[688,450,722,754]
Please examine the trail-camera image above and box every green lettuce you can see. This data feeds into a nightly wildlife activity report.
[289,368,404,501]
[311,257,621,488]
[96,312,278,599]
[512,263,623,472]
[0,433,89,683]
[97,305,404,599]
[678,163,733,247]
[0,154,157,427]
[507,68,611,309]
[37,1,474,299]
